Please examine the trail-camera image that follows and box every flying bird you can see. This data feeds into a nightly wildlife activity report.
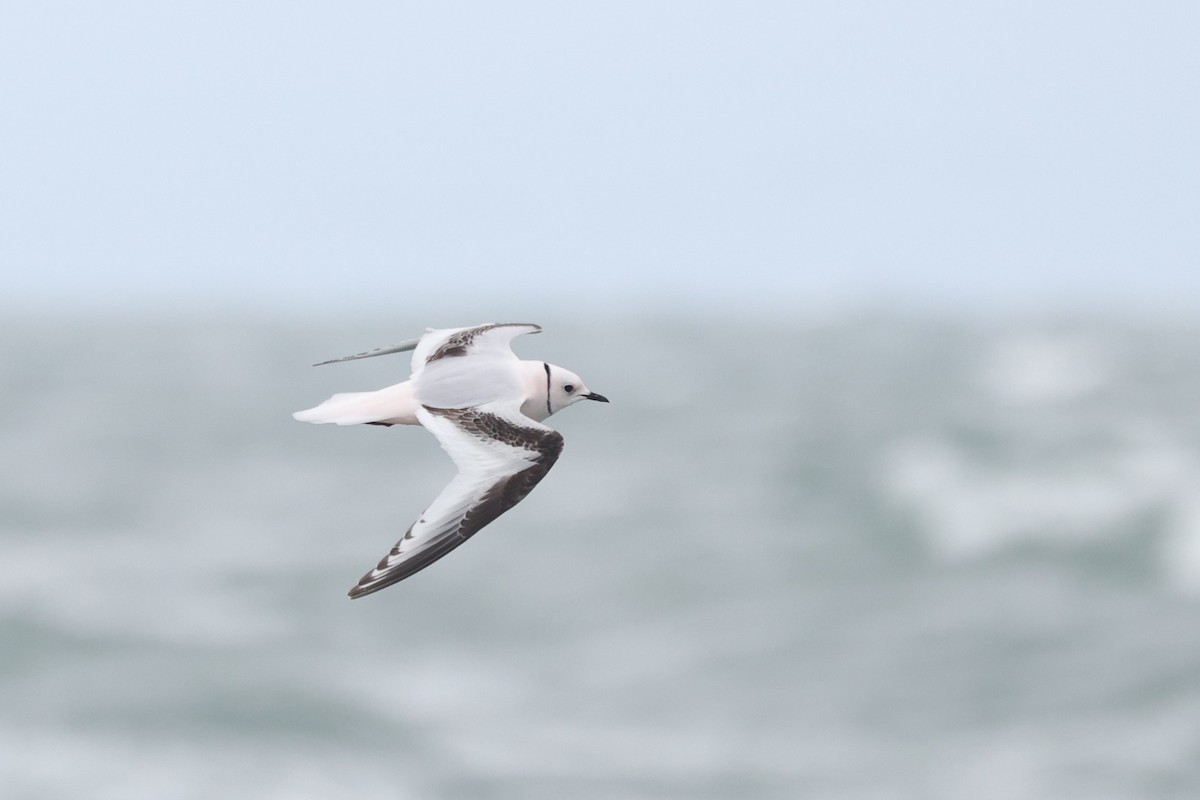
[293,323,608,598]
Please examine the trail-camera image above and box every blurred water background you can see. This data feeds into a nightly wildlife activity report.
[2,310,1199,799]
[5,1,1199,796]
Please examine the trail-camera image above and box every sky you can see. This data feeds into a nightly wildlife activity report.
[1,2,1197,317]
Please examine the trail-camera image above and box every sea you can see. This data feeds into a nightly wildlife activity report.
[2,311,1199,799]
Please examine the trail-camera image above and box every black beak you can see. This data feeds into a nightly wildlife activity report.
[584,392,609,403]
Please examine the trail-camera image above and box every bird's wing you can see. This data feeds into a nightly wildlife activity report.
[311,338,421,367]
[347,401,563,598]
[411,323,543,410]
[309,322,541,368]
[410,323,542,376]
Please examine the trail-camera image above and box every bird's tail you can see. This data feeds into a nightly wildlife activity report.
[292,382,418,426]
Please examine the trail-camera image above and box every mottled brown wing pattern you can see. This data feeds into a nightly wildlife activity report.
[346,406,563,598]
[425,323,541,364]
[430,407,564,539]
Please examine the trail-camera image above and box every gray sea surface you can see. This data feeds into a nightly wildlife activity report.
[3,312,1200,799]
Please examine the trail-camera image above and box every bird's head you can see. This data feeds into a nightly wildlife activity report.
[542,362,608,417]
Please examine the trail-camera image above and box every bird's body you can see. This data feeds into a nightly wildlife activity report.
[293,322,607,598]
[292,359,578,427]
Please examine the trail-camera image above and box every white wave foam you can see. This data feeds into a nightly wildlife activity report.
[1161,487,1200,595]
[880,432,1200,591]
[979,333,1110,406]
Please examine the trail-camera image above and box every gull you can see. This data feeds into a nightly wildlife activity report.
[293,322,608,598]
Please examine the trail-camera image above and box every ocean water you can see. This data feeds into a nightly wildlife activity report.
[2,312,1200,799]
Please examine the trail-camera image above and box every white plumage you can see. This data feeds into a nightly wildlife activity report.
[293,322,608,597]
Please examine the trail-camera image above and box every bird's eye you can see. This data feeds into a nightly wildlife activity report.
[564,384,575,393]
